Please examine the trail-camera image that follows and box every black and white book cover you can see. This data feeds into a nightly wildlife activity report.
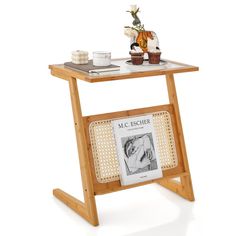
[112,114,163,186]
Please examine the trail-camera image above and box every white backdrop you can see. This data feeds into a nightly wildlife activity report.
[1,0,236,235]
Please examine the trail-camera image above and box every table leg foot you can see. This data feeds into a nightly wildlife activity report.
[157,174,195,201]
[53,188,99,226]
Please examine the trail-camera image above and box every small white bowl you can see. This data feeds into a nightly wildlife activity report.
[93,51,111,66]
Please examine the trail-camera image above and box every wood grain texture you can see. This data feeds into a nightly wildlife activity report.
[83,104,185,195]
[68,77,99,225]
[94,172,190,195]
[53,189,89,219]
[49,59,199,83]
[158,175,194,201]
[164,73,195,201]
[53,77,99,226]
[50,60,198,225]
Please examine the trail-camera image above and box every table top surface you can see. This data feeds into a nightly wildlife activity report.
[49,58,198,83]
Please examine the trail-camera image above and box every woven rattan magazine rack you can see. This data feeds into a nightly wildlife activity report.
[49,58,198,226]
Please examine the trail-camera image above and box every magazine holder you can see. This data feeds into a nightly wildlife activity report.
[49,59,198,226]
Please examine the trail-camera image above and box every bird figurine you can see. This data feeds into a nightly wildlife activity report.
[126,8,141,26]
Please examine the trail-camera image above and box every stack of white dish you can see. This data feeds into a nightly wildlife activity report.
[71,50,89,64]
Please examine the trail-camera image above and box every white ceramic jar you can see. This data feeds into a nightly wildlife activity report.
[93,51,111,66]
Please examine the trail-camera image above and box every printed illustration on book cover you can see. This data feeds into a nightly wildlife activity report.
[122,133,158,175]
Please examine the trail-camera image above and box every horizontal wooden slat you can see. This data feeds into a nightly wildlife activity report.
[84,104,174,122]
[94,172,189,195]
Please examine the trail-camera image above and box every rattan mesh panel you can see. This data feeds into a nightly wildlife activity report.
[89,111,178,183]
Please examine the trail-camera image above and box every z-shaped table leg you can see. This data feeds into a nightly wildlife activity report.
[53,77,99,226]
[158,73,195,201]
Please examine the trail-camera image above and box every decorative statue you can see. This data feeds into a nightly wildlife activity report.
[124,5,160,53]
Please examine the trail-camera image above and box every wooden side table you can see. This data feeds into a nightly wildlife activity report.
[49,59,198,226]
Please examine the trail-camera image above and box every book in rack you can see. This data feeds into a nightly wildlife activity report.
[112,114,163,185]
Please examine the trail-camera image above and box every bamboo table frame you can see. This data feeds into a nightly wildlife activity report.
[49,59,198,226]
